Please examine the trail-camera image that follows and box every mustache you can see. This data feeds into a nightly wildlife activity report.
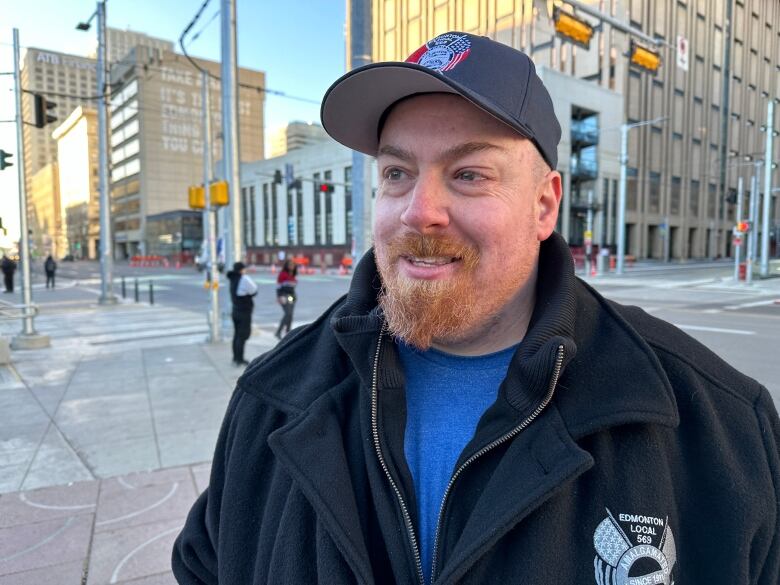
[382,234,480,269]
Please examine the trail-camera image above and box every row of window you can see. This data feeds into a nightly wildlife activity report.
[111,158,140,183]
[110,139,139,166]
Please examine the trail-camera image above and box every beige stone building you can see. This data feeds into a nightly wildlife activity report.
[109,47,265,258]
[269,122,330,157]
[364,0,780,259]
[52,107,100,259]
[29,163,60,258]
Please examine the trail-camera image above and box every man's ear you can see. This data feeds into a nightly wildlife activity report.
[536,170,562,241]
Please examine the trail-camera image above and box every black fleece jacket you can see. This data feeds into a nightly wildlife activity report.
[172,232,780,584]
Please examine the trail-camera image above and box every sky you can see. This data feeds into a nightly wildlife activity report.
[0,0,347,242]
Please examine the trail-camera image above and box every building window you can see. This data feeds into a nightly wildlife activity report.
[627,167,639,211]
[324,170,333,244]
[648,172,661,214]
[313,172,322,244]
[344,166,353,245]
[690,180,700,216]
[671,176,681,215]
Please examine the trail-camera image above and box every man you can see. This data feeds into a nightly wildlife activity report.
[173,33,780,584]
[1,254,16,293]
[44,254,56,289]
[225,261,257,366]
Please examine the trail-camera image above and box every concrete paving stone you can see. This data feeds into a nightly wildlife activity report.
[12,364,75,388]
[20,425,94,492]
[77,437,161,479]
[56,394,152,427]
[152,398,228,431]
[115,571,178,585]
[29,383,69,417]
[0,462,29,494]
[0,512,92,576]
[0,417,49,443]
[0,366,24,391]
[64,378,149,400]
[146,373,228,396]
[0,438,38,466]
[157,429,219,469]
[0,559,86,585]
[190,463,211,494]
[0,388,50,426]
[86,517,183,585]
[0,479,98,528]
[95,477,197,534]
[100,467,192,496]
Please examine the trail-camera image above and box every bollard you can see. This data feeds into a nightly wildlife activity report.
[121,276,126,299]
[149,281,154,305]
[134,278,139,303]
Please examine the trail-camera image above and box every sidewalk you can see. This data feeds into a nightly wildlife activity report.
[0,298,277,584]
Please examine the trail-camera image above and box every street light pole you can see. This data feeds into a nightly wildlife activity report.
[96,0,116,304]
[221,0,242,268]
[202,71,220,343]
[760,99,775,278]
[734,176,743,281]
[616,116,667,275]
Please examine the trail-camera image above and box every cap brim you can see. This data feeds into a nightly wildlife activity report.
[320,62,533,156]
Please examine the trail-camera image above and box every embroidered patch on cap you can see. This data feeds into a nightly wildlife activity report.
[593,509,677,585]
[405,33,472,72]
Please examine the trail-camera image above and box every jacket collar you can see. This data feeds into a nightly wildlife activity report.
[329,231,678,436]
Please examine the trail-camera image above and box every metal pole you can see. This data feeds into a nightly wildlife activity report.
[12,29,34,336]
[616,123,628,275]
[349,0,373,261]
[97,1,116,304]
[221,0,242,268]
[746,170,759,285]
[202,71,220,343]
[597,185,606,274]
[734,176,743,281]
[585,189,593,276]
[760,99,775,277]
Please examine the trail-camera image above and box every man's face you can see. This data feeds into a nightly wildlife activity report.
[374,93,561,352]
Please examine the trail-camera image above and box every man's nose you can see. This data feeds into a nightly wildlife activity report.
[400,172,450,234]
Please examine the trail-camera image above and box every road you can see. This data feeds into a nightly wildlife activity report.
[8,257,780,403]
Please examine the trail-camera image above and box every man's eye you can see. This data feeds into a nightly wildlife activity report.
[456,170,481,181]
[384,168,406,180]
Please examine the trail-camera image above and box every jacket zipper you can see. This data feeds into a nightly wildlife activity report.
[371,327,426,585]
[429,343,566,583]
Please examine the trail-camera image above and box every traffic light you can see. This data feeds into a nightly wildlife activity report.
[210,181,229,206]
[736,221,750,233]
[273,170,283,184]
[553,6,594,50]
[188,185,205,209]
[725,190,738,205]
[0,149,12,171]
[33,94,58,128]
[319,182,334,194]
[629,41,661,74]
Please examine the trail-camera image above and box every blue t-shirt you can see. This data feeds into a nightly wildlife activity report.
[397,341,517,584]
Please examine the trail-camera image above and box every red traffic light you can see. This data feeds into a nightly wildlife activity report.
[736,221,750,233]
[319,182,334,193]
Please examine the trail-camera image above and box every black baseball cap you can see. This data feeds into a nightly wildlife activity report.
[321,31,561,169]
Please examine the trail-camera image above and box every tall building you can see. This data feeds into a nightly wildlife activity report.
[269,121,330,157]
[52,107,100,259]
[20,48,97,191]
[91,27,174,63]
[363,0,780,260]
[109,46,266,257]
[29,163,60,257]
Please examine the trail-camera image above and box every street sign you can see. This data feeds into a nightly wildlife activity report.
[732,236,743,246]
[676,35,689,71]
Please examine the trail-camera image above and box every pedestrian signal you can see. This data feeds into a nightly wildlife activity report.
[0,149,12,171]
[33,94,58,128]
[629,41,661,74]
[553,6,594,50]
[189,185,205,209]
[736,221,750,233]
[210,181,229,206]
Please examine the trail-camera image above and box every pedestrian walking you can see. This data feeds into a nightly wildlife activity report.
[175,32,780,584]
[226,261,257,367]
[44,254,57,289]
[1,255,16,293]
[274,259,297,340]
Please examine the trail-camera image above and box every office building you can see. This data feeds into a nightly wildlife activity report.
[269,121,330,157]
[28,163,60,257]
[52,107,100,259]
[240,139,374,265]
[363,0,780,260]
[108,46,265,257]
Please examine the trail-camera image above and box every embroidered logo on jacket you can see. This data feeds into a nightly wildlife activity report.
[405,33,472,72]
[593,508,677,585]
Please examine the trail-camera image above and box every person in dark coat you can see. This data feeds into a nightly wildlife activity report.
[226,261,257,366]
[44,254,57,289]
[1,255,16,293]
[173,33,780,584]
